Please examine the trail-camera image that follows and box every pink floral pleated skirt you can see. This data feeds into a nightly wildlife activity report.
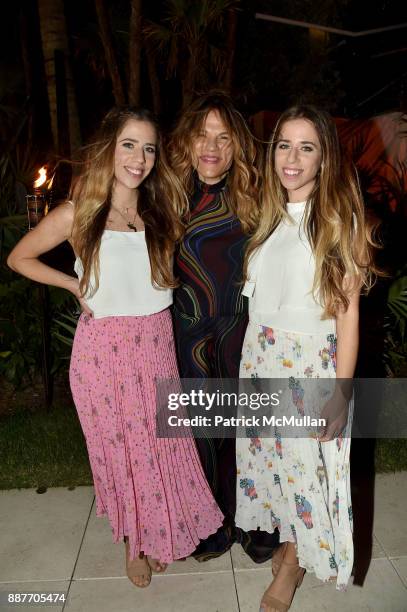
[69,309,223,563]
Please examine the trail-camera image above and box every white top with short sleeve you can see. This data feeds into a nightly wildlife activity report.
[74,230,172,319]
[243,201,335,335]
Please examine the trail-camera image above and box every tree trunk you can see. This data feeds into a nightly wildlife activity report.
[37,0,81,152]
[182,44,198,109]
[19,7,32,100]
[129,0,142,105]
[19,5,34,149]
[94,0,126,106]
[145,40,161,115]
[223,8,238,93]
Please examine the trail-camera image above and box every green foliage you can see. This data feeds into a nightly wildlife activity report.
[0,277,41,386]
[0,99,78,399]
[0,100,43,219]
[0,214,78,390]
[0,271,78,388]
[48,288,79,370]
[384,268,407,376]
[387,274,407,337]
[52,311,78,348]
[375,439,407,473]
[144,0,237,103]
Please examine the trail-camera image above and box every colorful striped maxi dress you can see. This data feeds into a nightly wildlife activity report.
[173,174,280,560]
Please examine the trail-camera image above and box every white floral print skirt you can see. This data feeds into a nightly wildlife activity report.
[235,322,353,590]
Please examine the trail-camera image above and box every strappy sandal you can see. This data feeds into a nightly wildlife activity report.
[260,561,305,612]
[125,540,151,588]
[271,542,288,577]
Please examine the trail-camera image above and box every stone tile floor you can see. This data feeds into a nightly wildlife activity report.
[0,472,406,611]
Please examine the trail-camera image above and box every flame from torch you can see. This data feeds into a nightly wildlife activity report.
[34,166,47,189]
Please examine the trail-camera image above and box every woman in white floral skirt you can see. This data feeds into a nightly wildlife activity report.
[235,105,377,612]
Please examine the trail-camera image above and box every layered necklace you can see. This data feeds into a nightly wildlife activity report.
[111,205,140,232]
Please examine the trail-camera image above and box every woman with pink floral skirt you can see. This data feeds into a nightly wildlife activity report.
[8,107,223,588]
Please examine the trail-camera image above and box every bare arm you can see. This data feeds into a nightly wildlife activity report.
[335,284,360,380]
[7,202,84,306]
[318,281,360,442]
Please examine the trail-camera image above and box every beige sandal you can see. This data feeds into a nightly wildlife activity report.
[125,540,151,588]
[260,561,305,612]
[271,542,288,577]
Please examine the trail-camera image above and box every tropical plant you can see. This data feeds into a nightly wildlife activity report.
[52,311,78,349]
[0,144,78,393]
[144,0,239,108]
[0,267,78,389]
[387,273,407,336]
[0,102,34,218]
[384,268,407,376]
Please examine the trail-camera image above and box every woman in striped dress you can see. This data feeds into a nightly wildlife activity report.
[170,92,280,561]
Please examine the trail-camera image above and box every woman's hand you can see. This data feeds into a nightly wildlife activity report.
[68,277,94,317]
[318,387,349,442]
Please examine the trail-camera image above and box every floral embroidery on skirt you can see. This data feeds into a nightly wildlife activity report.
[236,322,353,590]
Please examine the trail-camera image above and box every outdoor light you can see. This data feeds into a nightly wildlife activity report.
[24,165,55,410]
[26,166,53,230]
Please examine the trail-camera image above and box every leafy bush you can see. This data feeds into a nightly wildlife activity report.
[384,267,407,376]
[1,210,78,391]
[0,275,78,389]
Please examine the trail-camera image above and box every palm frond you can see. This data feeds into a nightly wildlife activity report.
[208,43,228,78]
[143,20,174,49]
[388,274,407,338]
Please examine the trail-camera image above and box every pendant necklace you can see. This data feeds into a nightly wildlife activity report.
[112,205,139,231]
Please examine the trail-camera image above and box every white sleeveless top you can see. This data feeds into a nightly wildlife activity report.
[243,201,335,335]
[74,230,172,319]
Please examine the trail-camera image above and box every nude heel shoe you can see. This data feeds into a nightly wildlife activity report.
[271,542,288,577]
[125,539,151,588]
[260,561,305,612]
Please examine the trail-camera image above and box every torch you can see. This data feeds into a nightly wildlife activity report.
[26,166,53,229]
[26,166,53,410]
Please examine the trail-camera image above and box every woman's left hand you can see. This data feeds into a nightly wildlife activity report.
[318,388,349,442]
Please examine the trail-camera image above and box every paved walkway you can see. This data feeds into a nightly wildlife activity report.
[0,472,406,611]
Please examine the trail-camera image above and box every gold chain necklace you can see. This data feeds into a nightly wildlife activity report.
[111,205,139,232]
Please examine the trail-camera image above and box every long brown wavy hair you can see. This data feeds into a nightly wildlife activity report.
[70,107,186,297]
[168,92,261,233]
[245,104,378,317]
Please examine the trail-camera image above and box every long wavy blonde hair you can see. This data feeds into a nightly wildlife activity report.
[70,107,186,297]
[245,105,378,317]
[168,92,261,233]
